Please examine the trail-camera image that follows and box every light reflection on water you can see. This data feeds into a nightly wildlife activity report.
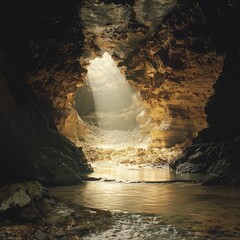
[49,165,240,239]
[88,161,206,182]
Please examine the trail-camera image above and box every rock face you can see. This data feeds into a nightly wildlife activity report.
[0,181,112,239]
[25,0,183,148]
[134,0,177,28]
[0,181,48,213]
[80,0,177,61]
[0,0,92,185]
[170,138,240,185]
[0,50,92,185]
[170,0,240,185]
[124,0,224,147]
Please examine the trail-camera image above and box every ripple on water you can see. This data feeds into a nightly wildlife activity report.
[82,213,184,240]
[49,165,240,240]
[82,212,240,240]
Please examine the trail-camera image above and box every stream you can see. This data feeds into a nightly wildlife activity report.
[49,162,240,239]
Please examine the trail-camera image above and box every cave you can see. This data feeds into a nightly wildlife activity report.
[1,0,240,239]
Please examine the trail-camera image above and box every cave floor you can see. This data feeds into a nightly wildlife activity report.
[0,205,113,240]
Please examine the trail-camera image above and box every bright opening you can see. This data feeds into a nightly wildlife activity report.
[75,52,151,149]
[75,52,182,164]
[76,52,138,131]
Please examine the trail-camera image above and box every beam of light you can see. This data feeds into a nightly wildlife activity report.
[76,51,153,149]
[86,51,137,131]
[86,52,133,111]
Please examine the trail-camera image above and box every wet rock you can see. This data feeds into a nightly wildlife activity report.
[176,162,205,173]
[169,156,185,170]
[0,181,113,239]
[0,181,48,213]
[0,181,75,224]
[171,137,240,185]
[29,147,88,186]
[45,204,74,225]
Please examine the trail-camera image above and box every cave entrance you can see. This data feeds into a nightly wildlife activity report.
[75,52,138,131]
[75,52,182,164]
[75,52,151,154]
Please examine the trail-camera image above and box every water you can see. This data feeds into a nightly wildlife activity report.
[49,163,240,239]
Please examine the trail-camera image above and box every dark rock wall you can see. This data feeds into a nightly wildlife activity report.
[0,0,92,186]
[171,0,240,185]
[206,7,240,138]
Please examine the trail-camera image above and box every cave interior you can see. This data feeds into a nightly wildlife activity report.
[1,0,240,239]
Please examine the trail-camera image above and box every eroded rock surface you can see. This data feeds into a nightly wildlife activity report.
[170,0,240,185]
[124,0,224,147]
[170,136,240,185]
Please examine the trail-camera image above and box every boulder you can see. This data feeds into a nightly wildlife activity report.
[0,181,48,213]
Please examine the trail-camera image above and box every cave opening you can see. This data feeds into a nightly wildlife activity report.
[74,51,185,165]
[75,52,138,131]
[75,52,154,156]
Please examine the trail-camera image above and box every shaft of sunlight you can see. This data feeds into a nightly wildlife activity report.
[86,52,135,130]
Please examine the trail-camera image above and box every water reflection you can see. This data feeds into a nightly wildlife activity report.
[89,162,206,182]
[49,166,240,239]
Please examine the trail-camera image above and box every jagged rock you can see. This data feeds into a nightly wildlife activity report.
[0,181,73,225]
[168,48,188,69]
[176,162,205,173]
[133,0,177,28]
[0,181,48,213]
[171,137,240,185]
[188,152,207,164]
[0,181,113,239]
[125,1,224,147]
[2,0,224,152]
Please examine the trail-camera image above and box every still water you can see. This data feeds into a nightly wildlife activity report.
[49,163,240,239]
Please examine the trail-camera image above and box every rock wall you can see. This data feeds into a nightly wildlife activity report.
[80,0,177,61]
[123,0,224,147]
[0,0,92,186]
[170,0,240,185]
